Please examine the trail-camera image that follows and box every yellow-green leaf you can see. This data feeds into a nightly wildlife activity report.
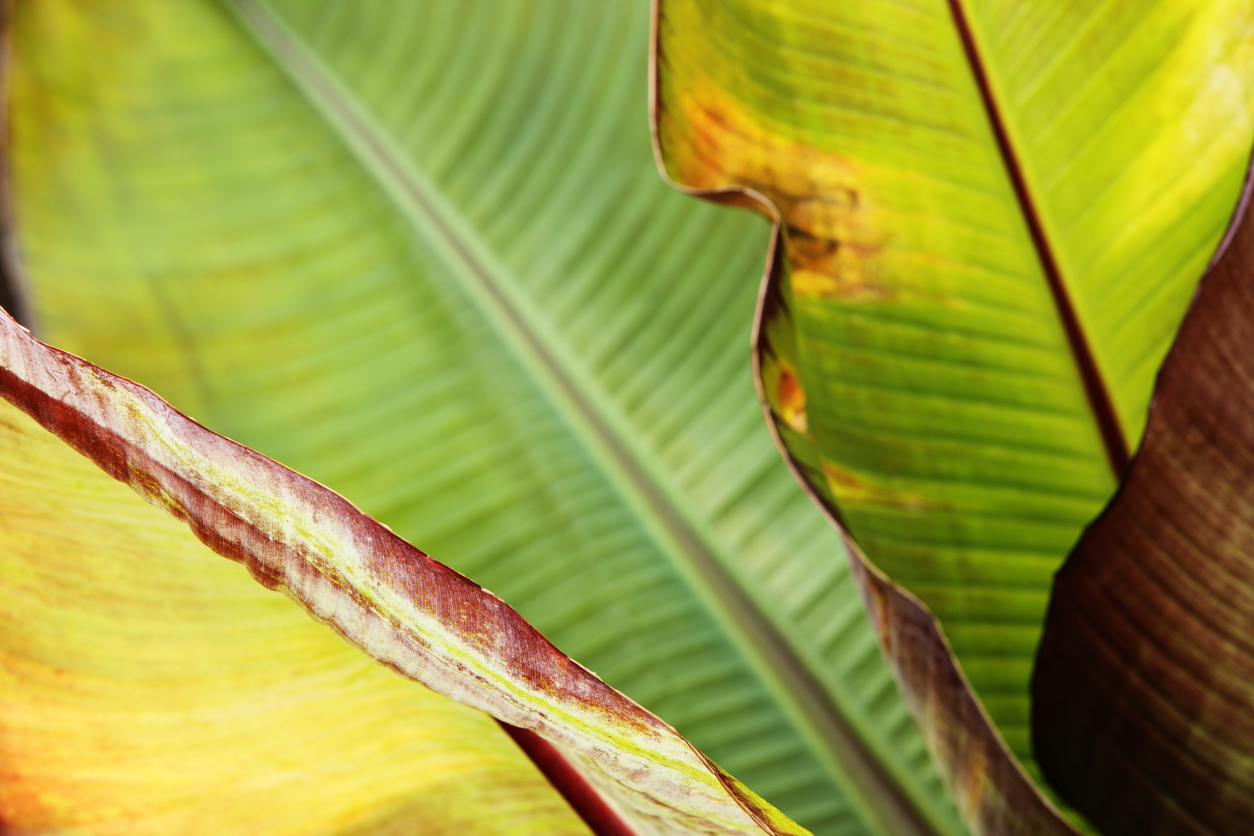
[654,0,1253,832]
[0,363,588,835]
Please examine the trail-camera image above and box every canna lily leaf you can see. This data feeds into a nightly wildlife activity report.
[5,1,968,834]
[1032,173,1254,835]
[653,0,1253,832]
[0,307,804,836]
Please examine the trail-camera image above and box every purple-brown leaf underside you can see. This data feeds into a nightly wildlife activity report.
[0,308,803,836]
[1032,170,1254,836]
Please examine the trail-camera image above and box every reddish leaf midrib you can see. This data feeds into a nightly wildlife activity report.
[945,0,1130,478]
[500,723,641,836]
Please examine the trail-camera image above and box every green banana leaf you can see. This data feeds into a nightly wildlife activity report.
[654,0,1253,832]
[3,1,967,834]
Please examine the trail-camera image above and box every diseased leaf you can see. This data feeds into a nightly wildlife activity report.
[0,307,807,836]
[1032,173,1254,836]
[653,0,1253,832]
[7,1,968,834]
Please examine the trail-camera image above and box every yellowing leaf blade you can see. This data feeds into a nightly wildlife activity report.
[0,393,588,835]
[0,309,805,836]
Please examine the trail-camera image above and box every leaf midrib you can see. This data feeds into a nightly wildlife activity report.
[225,2,943,835]
[946,0,1129,477]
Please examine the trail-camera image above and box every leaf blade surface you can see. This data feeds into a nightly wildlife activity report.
[6,0,966,833]
[653,0,1253,830]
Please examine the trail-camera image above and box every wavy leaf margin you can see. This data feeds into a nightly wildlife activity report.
[645,2,1077,833]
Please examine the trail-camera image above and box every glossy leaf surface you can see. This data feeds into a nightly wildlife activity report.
[1033,176,1254,836]
[6,1,965,834]
[654,0,1253,830]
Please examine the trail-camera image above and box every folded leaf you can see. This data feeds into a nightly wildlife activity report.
[0,387,589,835]
[8,1,969,833]
[653,0,1252,831]
[0,307,808,836]
[1033,171,1254,835]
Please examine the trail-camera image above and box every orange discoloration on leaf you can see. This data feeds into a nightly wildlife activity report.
[775,365,807,435]
[958,747,989,825]
[661,81,861,218]
[659,79,888,307]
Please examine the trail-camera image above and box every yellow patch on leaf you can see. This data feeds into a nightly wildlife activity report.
[790,266,893,303]
[660,78,888,307]
[821,460,942,513]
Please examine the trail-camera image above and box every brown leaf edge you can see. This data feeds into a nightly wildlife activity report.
[0,307,812,836]
[645,2,1077,833]
[1031,151,1254,835]
[750,234,1076,836]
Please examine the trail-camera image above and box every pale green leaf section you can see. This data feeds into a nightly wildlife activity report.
[9,1,965,835]
[0,396,589,836]
[655,0,1254,780]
